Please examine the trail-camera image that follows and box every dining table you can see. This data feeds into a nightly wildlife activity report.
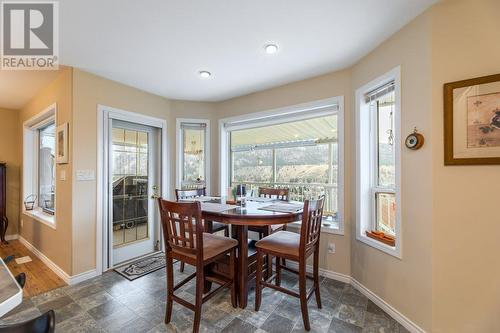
[0,257,22,318]
[197,198,303,309]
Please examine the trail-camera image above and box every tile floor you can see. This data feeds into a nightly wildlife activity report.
[0,262,409,332]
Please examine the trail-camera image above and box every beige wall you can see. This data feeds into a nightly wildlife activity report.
[350,9,434,331]
[431,0,500,332]
[19,67,73,274]
[71,69,171,274]
[216,69,353,276]
[0,108,21,236]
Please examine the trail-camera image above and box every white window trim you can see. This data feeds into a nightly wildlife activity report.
[175,118,211,195]
[219,96,344,235]
[22,103,57,229]
[355,66,402,258]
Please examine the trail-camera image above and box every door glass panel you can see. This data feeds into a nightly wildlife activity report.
[112,127,149,248]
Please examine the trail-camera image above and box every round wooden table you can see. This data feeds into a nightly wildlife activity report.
[201,199,303,308]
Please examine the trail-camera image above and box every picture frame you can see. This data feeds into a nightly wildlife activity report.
[56,122,69,164]
[444,73,500,165]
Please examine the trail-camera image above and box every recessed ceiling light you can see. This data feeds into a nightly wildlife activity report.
[199,71,211,78]
[264,44,279,54]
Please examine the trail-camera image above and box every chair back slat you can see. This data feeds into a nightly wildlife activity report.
[300,196,325,254]
[175,187,206,200]
[258,187,289,201]
[158,199,203,258]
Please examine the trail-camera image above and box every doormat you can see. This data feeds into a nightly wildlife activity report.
[114,253,166,281]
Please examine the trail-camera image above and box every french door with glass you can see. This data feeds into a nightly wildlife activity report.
[109,120,161,266]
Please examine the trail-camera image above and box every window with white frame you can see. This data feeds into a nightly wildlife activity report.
[220,98,344,234]
[176,119,210,192]
[356,67,401,257]
[23,105,57,226]
[38,122,56,214]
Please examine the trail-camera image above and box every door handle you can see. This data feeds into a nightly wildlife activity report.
[151,185,160,199]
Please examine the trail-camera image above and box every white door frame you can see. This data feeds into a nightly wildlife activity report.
[96,105,169,275]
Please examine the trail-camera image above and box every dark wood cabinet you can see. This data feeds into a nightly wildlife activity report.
[0,163,8,244]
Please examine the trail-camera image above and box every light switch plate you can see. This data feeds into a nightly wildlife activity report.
[76,169,95,181]
[60,170,66,181]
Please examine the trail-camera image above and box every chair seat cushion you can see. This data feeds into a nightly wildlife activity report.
[255,231,299,257]
[179,233,238,262]
[211,221,228,233]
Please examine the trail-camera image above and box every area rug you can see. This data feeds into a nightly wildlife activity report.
[114,252,166,281]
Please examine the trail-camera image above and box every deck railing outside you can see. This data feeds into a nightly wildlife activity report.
[231,181,338,220]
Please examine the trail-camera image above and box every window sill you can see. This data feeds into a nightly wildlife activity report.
[287,220,344,235]
[22,210,56,229]
[356,233,401,259]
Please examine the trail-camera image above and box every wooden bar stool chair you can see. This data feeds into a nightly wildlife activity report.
[249,187,290,270]
[254,196,325,332]
[249,187,290,238]
[176,187,230,272]
[158,199,238,333]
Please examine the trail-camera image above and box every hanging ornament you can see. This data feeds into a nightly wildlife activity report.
[387,95,395,146]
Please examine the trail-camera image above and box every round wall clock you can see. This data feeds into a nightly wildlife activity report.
[405,128,424,150]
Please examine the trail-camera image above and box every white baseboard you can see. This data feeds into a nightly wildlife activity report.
[5,234,18,241]
[69,269,98,285]
[284,261,425,333]
[350,278,425,333]
[285,261,351,284]
[18,236,97,286]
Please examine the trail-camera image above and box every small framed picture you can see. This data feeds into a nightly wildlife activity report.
[444,73,500,165]
[56,122,69,164]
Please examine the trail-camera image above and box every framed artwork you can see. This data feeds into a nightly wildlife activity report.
[444,73,500,165]
[56,122,69,164]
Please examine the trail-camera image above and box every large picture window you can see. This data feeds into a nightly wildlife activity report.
[221,98,344,233]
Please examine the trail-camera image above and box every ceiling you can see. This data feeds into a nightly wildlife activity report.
[1,0,438,109]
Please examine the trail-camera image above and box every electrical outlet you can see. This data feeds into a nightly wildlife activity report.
[327,243,335,254]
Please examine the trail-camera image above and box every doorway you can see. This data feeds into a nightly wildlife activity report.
[97,106,168,272]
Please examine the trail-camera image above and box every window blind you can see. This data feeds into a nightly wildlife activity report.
[364,81,395,103]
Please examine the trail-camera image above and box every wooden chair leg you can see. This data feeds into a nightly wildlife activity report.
[225,226,229,237]
[180,261,185,273]
[299,261,310,331]
[229,249,237,308]
[165,254,174,324]
[255,251,263,311]
[193,269,204,333]
[281,225,287,267]
[266,254,272,280]
[313,248,322,309]
[275,256,281,287]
